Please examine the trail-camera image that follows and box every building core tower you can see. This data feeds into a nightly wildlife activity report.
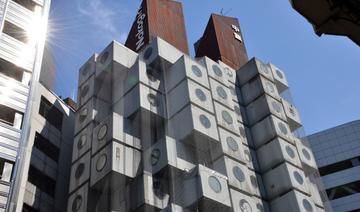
[125,0,189,54]
[195,14,249,70]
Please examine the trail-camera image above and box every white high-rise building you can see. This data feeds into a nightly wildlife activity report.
[0,0,76,212]
[68,36,330,212]
[308,120,360,212]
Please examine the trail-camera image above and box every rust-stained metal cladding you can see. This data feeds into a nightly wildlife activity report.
[125,0,189,54]
[195,14,249,70]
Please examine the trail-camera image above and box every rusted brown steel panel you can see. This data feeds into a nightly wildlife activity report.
[125,0,189,54]
[195,14,249,70]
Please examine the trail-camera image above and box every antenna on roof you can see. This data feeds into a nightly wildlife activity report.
[220,8,232,16]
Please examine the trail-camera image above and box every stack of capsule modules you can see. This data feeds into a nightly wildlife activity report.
[68,38,329,211]
[235,58,328,211]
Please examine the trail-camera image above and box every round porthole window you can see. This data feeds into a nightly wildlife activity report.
[256,203,264,212]
[276,70,284,79]
[199,115,211,129]
[147,93,159,107]
[100,52,109,64]
[151,149,161,166]
[222,111,233,125]
[302,148,311,160]
[234,105,241,116]
[195,88,207,102]
[75,163,85,179]
[271,101,282,113]
[82,63,91,76]
[208,176,222,193]
[285,146,296,158]
[250,175,258,188]
[146,68,160,82]
[278,122,288,135]
[97,124,108,141]
[79,108,88,122]
[302,199,313,212]
[226,136,239,152]
[260,63,270,74]
[239,199,252,212]
[96,154,107,172]
[233,166,245,182]
[217,86,228,100]
[80,85,89,98]
[265,81,275,93]
[239,127,246,138]
[244,150,251,162]
[212,64,223,77]
[77,135,87,150]
[294,171,304,185]
[192,65,202,78]
[72,195,82,212]
[225,67,233,77]
[143,47,153,60]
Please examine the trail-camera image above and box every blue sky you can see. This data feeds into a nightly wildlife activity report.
[49,0,360,135]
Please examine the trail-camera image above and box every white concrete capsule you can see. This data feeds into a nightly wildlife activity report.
[241,75,280,105]
[210,127,245,163]
[251,115,294,149]
[72,123,93,163]
[183,165,231,210]
[130,172,170,211]
[269,63,288,93]
[74,97,110,134]
[218,60,237,85]
[209,78,234,109]
[252,196,271,212]
[295,138,318,170]
[307,176,324,208]
[78,54,97,87]
[230,188,256,212]
[246,94,287,126]
[143,137,195,174]
[167,104,219,151]
[96,41,138,77]
[270,190,316,212]
[236,58,274,86]
[198,57,229,86]
[92,113,141,155]
[167,78,214,118]
[122,83,166,119]
[213,156,253,195]
[141,37,183,71]
[165,55,209,92]
[282,98,302,131]
[214,102,239,135]
[77,75,95,108]
[69,152,90,193]
[90,142,141,189]
[67,183,89,212]
[263,162,309,200]
[124,59,164,95]
[256,138,301,173]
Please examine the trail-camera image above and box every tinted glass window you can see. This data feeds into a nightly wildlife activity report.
[39,96,63,131]
[34,133,60,162]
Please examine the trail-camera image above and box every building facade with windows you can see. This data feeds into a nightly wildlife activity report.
[0,0,76,212]
[67,1,329,211]
[307,120,360,212]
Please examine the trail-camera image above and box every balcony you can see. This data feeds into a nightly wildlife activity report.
[0,33,35,71]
